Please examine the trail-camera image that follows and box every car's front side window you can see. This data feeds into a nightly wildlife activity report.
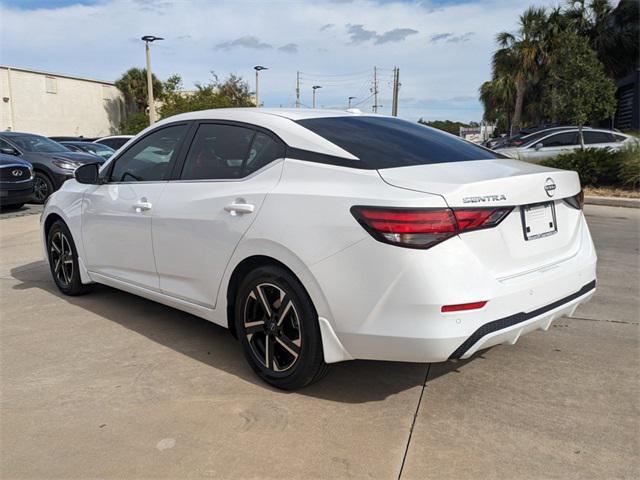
[180,124,256,180]
[109,125,187,182]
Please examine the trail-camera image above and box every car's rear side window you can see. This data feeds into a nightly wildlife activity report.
[296,116,499,169]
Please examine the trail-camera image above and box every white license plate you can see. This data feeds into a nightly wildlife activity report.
[521,202,557,240]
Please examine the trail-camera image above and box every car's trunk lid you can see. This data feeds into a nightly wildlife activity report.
[378,159,585,279]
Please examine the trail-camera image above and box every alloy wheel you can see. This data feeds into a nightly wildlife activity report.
[49,231,74,287]
[33,176,49,202]
[243,283,302,373]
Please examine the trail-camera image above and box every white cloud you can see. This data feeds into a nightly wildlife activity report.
[215,35,273,51]
[0,0,547,121]
[278,43,299,54]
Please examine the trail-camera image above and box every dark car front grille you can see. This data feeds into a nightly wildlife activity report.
[0,166,31,183]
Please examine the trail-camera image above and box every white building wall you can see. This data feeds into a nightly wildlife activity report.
[0,66,126,137]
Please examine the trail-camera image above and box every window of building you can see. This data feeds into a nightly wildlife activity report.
[45,76,57,94]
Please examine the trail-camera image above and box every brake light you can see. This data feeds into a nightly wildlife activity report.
[441,301,487,313]
[563,190,584,210]
[351,206,512,249]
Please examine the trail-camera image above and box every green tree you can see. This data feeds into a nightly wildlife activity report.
[546,31,617,147]
[159,73,254,119]
[115,67,164,112]
[479,46,518,133]
[564,0,639,79]
[119,112,149,135]
[495,6,551,134]
[418,119,477,135]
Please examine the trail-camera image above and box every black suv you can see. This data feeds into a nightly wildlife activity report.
[0,153,34,210]
[0,132,102,203]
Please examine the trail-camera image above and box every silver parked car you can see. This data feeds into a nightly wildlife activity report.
[496,128,636,162]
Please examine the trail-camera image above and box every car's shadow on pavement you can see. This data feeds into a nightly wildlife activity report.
[10,260,477,403]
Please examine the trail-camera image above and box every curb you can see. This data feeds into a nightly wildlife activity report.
[585,196,640,209]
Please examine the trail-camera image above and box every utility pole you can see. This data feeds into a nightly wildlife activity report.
[391,67,400,117]
[312,85,322,108]
[254,66,267,107]
[296,71,300,108]
[141,35,164,125]
[372,66,379,113]
[348,96,356,108]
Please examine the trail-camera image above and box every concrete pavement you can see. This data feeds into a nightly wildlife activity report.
[0,205,638,479]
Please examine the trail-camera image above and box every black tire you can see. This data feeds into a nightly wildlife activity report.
[235,265,328,390]
[46,220,91,296]
[32,172,53,204]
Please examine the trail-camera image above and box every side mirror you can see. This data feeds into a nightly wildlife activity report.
[0,147,19,156]
[534,143,543,150]
[74,163,101,184]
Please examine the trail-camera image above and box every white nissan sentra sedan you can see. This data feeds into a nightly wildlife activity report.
[41,108,597,389]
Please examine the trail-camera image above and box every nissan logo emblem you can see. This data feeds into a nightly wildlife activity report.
[544,177,556,197]
[11,169,23,177]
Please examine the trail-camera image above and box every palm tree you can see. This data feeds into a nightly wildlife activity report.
[480,47,518,133]
[495,7,550,134]
[564,0,639,79]
[115,68,164,113]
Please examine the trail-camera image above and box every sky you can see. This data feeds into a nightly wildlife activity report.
[0,0,561,122]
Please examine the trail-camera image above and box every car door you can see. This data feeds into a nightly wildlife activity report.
[81,123,189,290]
[525,131,579,161]
[152,122,285,307]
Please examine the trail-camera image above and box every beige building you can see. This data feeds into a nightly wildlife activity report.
[0,66,126,137]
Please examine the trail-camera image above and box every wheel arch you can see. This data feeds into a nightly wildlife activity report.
[43,212,64,239]
[41,198,91,284]
[225,255,307,339]
[223,252,352,364]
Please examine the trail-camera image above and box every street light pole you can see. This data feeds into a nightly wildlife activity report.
[254,66,267,107]
[312,85,322,108]
[348,96,356,108]
[141,35,163,125]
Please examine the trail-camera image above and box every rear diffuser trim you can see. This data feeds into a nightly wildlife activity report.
[449,280,596,359]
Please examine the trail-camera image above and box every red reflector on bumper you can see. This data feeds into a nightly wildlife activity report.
[441,301,487,313]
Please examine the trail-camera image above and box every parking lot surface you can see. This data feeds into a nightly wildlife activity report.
[1,205,638,479]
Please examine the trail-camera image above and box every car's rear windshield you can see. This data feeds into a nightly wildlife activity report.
[296,116,500,169]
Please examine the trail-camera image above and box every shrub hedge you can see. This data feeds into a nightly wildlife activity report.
[540,143,640,190]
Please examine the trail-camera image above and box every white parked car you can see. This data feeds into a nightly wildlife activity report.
[93,135,134,151]
[41,109,597,389]
[497,128,635,162]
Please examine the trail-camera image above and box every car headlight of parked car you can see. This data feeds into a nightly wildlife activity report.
[52,159,84,171]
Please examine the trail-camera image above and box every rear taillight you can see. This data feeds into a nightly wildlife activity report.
[351,206,512,249]
[563,190,584,210]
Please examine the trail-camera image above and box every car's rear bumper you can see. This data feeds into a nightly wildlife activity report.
[311,213,597,363]
[450,280,594,359]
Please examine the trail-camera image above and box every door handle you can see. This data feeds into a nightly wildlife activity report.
[224,201,255,216]
[133,201,152,213]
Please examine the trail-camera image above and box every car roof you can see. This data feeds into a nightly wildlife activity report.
[1,131,47,137]
[149,108,383,159]
[164,107,366,123]
[94,135,134,141]
[517,128,625,147]
[128,109,357,159]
